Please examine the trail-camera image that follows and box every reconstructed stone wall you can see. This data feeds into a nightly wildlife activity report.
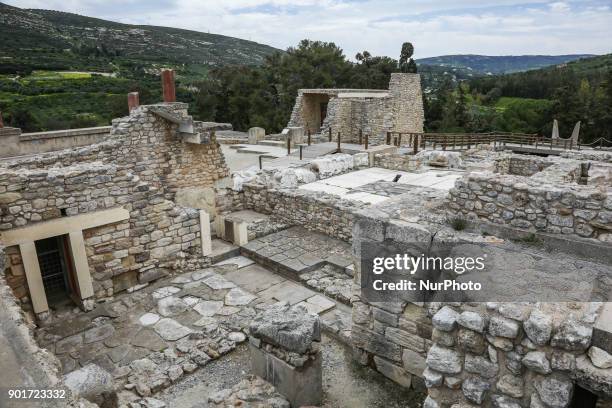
[424,303,611,408]
[0,102,228,306]
[0,160,203,302]
[448,171,612,241]
[350,209,436,392]
[494,155,554,176]
[228,183,365,242]
[351,196,612,407]
[388,73,424,135]
[373,152,422,171]
[287,74,424,143]
[0,126,111,158]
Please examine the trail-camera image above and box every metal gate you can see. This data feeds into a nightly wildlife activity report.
[35,236,70,302]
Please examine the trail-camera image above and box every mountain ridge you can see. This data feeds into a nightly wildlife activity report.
[416,54,596,75]
[0,1,281,74]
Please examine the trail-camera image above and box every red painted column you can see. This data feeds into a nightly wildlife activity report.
[161,69,176,103]
[127,92,140,112]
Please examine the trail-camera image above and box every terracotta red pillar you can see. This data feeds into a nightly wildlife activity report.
[127,92,140,112]
[161,69,176,103]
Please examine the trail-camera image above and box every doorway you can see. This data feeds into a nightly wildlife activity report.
[35,235,78,308]
[320,102,328,129]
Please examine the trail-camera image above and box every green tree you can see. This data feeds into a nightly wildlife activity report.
[399,42,417,73]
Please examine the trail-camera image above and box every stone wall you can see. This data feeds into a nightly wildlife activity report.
[494,155,555,176]
[448,171,612,241]
[424,303,612,408]
[228,183,366,242]
[373,152,422,171]
[388,73,424,135]
[0,102,228,307]
[0,126,111,158]
[350,209,435,392]
[351,196,612,407]
[287,74,424,143]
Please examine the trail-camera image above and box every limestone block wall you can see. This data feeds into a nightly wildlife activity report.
[373,152,422,171]
[388,73,424,135]
[0,103,226,306]
[288,74,425,143]
[448,172,612,241]
[321,97,352,140]
[350,211,435,392]
[494,156,555,176]
[0,126,112,159]
[228,183,366,242]
[0,161,203,302]
[424,303,610,408]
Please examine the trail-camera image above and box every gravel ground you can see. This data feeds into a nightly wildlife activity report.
[159,334,425,408]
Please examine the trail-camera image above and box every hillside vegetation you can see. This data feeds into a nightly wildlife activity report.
[0,1,279,77]
[425,54,612,143]
[0,2,609,142]
[416,54,594,75]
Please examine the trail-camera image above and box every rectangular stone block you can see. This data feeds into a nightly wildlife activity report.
[385,327,426,353]
[352,324,402,362]
[374,356,411,388]
[250,344,322,408]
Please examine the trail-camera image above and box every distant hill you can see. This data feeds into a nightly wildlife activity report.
[0,2,280,76]
[416,54,596,75]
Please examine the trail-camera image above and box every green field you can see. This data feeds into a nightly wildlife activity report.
[494,96,553,112]
[0,70,160,131]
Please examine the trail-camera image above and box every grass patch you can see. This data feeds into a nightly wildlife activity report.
[494,96,552,112]
[514,232,542,245]
[450,217,467,231]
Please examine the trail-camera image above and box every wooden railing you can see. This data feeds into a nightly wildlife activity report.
[383,131,598,152]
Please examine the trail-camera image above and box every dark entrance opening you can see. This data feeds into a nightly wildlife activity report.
[571,385,598,408]
[320,102,328,129]
[35,235,78,308]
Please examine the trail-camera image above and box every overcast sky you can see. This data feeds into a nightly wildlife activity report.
[6,0,612,59]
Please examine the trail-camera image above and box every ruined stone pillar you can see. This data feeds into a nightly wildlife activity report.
[161,69,176,103]
[127,92,140,112]
[249,303,322,407]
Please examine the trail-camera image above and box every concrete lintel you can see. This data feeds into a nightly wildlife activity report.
[19,242,48,314]
[0,207,130,246]
[68,231,94,300]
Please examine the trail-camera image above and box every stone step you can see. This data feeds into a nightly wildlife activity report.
[210,239,240,263]
[239,227,352,280]
[240,245,323,279]
[257,140,285,147]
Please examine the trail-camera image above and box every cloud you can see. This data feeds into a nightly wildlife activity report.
[549,1,570,12]
[5,0,612,59]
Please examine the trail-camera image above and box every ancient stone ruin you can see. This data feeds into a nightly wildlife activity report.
[0,70,610,408]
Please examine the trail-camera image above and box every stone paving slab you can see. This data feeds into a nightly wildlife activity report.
[241,226,352,278]
[35,239,354,405]
[214,256,255,269]
[222,264,286,293]
[256,280,317,305]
